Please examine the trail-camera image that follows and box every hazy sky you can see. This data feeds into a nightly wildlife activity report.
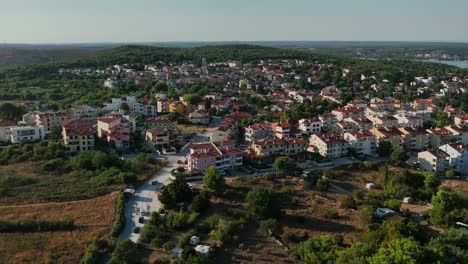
[1,0,467,43]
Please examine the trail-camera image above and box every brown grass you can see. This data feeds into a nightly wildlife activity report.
[440,179,468,197]
[0,192,118,264]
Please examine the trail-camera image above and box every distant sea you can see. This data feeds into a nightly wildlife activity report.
[418,59,468,69]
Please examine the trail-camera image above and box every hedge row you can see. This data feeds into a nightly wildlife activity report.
[0,218,74,233]
[110,193,125,238]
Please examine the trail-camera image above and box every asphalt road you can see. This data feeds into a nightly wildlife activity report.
[117,129,212,243]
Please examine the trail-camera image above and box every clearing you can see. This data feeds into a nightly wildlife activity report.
[0,192,118,264]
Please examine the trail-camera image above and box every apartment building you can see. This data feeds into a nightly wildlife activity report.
[187,141,243,172]
[62,119,95,152]
[344,130,376,156]
[298,118,321,135]
[309,133,348,159]
[245,123,272,142]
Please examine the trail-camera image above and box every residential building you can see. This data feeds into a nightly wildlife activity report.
[399,127,429,152]
[418,150,448,174]
[298,118,321,135]
[426,128,456,148]
[145,126,182,151]
[372,116,399,129]
[319,113,338,131]
[454,114,468,127]
[0,120,17,142]
[439,143,468,175]
[145,118,176,128]
[344,130,376,156]
[169,101,190,114]
[245,123,272,142]
[62,119,95,152]
[187,141,243,172]
[309,133,348,158]
[9,126,45,144]
[69,104,99,119]
[370,128,404,150]
[246,137,308,162]
[188,110,210,125]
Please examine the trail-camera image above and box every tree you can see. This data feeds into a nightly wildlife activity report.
[335,243,373,264]
[154,81,168,92]
[48,125,62,142]
[428,189,465,227]
[159,174,194,208]
[368,237,423,264]
[377,141,393,157]
[390,149,409,164]
[273,156,290,172]
[435,110,452,128]
[108,240,138,264]
[203,166,226,195]
[0,103,25,121]
[273,156,302,176]
[444,169,456,178]
[428,228,468,264]
[184,94,201,105]
[245,187,280,219]
[295,235,338,264]
[120,102,130,111]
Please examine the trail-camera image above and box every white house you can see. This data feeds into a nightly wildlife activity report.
[9,126,45,144]
[344,130,376,156]
[439,143,468,176]
[298,118,321,135]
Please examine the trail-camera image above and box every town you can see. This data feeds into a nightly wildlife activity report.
[0,47,467,264]
[2,58,467,176]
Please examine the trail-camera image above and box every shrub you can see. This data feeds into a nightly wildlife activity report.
[340,195,357,209]
[165,210,190,230]
[0,218,74,232]
[110,193,125,238]
[190,191,211,213]
[259,218,282,235]
[163,242,175,252]
[384,199,401,211]
[263,172,275,181]
[109,240,138,264]
[323,210,339,220]
[151,237,163,248]
[245,187,280,219]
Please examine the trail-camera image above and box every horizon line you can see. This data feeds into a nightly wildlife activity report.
[2,40,468,45]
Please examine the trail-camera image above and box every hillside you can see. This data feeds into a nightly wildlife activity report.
[0,47,107,69]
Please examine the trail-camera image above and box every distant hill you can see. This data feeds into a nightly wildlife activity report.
[0,47,108,69]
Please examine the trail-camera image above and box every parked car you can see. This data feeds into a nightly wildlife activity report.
[151,180,160,186]
[138,216,145,223]
[133,227,141,233]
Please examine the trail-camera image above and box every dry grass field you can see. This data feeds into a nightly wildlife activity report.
[0,192,118,264]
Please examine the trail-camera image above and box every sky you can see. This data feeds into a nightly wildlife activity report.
[1,0,467,43]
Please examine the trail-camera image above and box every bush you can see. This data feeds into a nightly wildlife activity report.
[259,218,282,235]
[109,240,138,264]
[363,161,377,170]
[340,195,357,209]
[384,199,401,211]
[0,218,74,232]
[151,237,163,248]
[245,187,280,219]
[165,210,191,230]
[263,172,277,181]
[110,193,125,238]
[323,210,339,220]
[163,242,175,252]
[190,191,211,213]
